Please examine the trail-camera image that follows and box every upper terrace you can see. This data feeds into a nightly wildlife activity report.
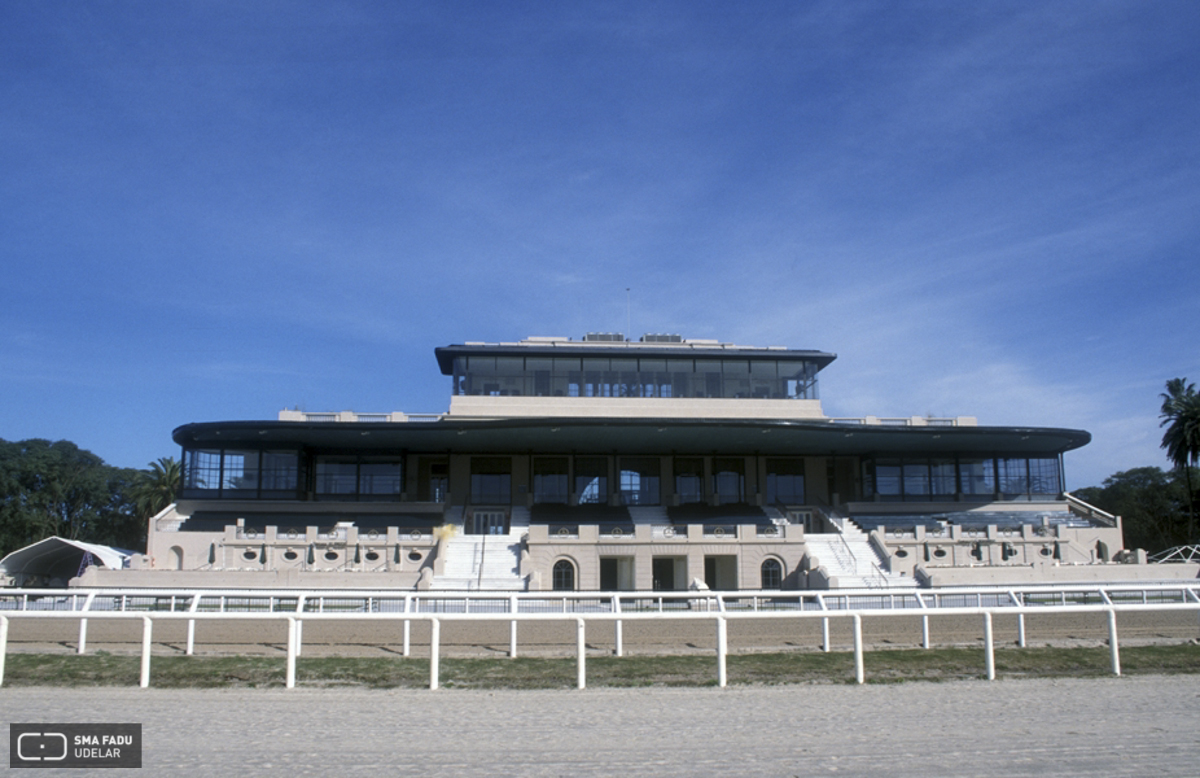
[431,333,835,420]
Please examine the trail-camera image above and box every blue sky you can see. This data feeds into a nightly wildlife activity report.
[2,1,1197,489]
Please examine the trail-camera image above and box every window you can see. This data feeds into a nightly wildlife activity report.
[673,458,704,504]
[872,459,903,500]
[315,457,403,501]
[902,460,930,499]
[997,458,1029,496]
[182,448,301,499]
[619,457,660,506]
[533,457,569,504]
[712,458,745,504]
[183,449,222,493]
[552,559,576,591]
[574,457,608,504]
[359,461,402,498]
[780,361,819,399]
[721,360,751,399]
[749,360,779,399]
[315,460,358,497]
[260,451,299,498]
[696,360,722,398]
[930,460,956,500]
[761,558,783,589]
[1028,458,1061,495]
[471,457,512,504]
[766,459,805,504]
[959,459,996,497]
[221,450,260,495]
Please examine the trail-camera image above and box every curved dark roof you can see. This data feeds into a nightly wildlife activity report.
[173,417,1089,457]
[433,343,837,375]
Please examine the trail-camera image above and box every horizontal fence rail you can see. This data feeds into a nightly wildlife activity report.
[1,584,1198,691]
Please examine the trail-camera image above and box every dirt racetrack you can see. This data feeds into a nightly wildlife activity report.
[4,609,1198,657]
[4,676,1200,776]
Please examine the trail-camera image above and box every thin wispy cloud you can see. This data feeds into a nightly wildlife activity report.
[1,1,1197,488]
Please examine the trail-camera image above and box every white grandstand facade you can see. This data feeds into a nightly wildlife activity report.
[82,333,1183,591]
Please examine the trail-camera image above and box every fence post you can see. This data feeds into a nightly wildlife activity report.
[286,617,297,689]
[1107,609,1121,676]
[822,616,831,653]
[1017,612,1026,648]
[186,619,196,655]
[140,616,153,689]
[922,614,930,649]
[430,618,440,690]
[614,595,624,658]
[716,617,728,688]
[983,612,995,681]
[853,614,864,684]
[77,618,88,655]
[576,618,586,690]
[403,619,411,657]
[509,594,518,658]
[0,615,8,687]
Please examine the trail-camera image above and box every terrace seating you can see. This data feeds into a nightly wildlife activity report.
[849,510,1093,533]
[529,504,632,525]
[667,503,774,526]
[849,515,944,533]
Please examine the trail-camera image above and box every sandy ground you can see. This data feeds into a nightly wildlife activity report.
[4,610,1198,657]
[3,676,1200,776]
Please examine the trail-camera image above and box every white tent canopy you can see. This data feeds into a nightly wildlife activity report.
[0,536,133,586]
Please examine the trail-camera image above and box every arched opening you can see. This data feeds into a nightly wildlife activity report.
[169,546,184,571]
[761,558,783,589]
[552,559,576,591]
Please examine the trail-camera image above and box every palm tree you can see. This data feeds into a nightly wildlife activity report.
[1160,378,1200,541]
[133,457,181,521]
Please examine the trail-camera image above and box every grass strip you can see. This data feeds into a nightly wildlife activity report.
[2,644,1197,689]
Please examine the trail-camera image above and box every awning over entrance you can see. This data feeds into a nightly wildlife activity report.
[0,537,133,586]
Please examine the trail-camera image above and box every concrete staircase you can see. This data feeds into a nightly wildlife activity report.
[431,509,527,591]
[806,520,918,589]
[628,506,668,525]
[509,506,531,533]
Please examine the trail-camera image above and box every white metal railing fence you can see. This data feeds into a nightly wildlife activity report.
[5,583,1200,615]
[1,584,1199,691]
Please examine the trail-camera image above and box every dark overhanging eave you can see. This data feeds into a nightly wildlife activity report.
[172,418,1090,457]
[433,344,839,375]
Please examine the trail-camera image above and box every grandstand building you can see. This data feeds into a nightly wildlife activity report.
[102,333,1146,590]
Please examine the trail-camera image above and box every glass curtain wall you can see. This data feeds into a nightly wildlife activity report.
[866,456,1062,501]
[314,457,403,501]
[182,449,301,500]
[453,356,820,399]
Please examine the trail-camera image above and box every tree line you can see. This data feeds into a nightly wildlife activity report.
[1050,377,1199,555]
[0,438,179,558]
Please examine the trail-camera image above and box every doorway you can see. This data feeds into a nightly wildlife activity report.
[600,557,635,590]
[652,556,687,590]
[470,510,508,535]
[704,555,738,590]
